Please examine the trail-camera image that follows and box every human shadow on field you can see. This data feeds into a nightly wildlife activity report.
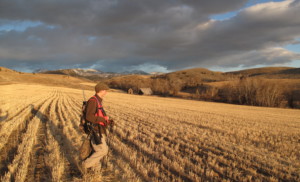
[0,109,8,122]
[30,104,40,120]
[31,106,82,179]
[0,105,37,177]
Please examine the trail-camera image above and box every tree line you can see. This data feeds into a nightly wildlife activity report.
[106,75,299,108]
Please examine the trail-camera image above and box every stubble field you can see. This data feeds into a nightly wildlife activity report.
[0,84,299,182]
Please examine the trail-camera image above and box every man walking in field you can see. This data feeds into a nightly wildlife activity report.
[81,82,113,171]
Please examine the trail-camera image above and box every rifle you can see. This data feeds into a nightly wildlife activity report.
[82,89,87,105]
[79,89,88,133]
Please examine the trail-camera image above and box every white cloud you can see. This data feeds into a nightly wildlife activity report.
[0,0,299,72]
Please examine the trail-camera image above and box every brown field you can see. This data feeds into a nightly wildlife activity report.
[0,69,94,90]
[0,84,300,182]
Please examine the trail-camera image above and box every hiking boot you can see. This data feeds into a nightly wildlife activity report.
[80,161,88,173]
[91,163,102,173]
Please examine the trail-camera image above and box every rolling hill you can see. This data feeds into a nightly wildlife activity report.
[35,66,300,83]
[38,68,151,81]
[0,67,94,90]
[0,67,17,73]
[226,67,300,79]
[158,68,228,83]
[1,66,300,108]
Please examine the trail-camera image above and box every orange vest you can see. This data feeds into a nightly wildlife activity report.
[89,95,107,126]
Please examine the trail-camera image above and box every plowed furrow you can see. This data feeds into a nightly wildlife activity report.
[60,94,80,135]
[0,100,47,177]
[50,95,82,180]
[25,97,57,182]
[0,94,54,182]
[113,107,286,180]
[25,117,50,182]
[0,119,29,177]
[0,95,51,151]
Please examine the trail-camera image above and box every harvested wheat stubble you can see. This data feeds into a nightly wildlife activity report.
[0,84,299,182]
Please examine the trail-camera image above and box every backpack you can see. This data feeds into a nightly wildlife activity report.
[79,101,90,134]
[79,96,113,135]
[79,98,103,145]
[79,100,94,160]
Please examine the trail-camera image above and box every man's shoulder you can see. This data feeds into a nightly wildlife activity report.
[86,98,97,112]
[87,96,97,105]
[88,96,97,101]
[88,95,102,103]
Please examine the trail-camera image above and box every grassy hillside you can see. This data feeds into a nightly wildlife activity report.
[1,66,299,108]
[106,66,300,94]
[159,68,226,82]
[0,67,17,73]
[277,68,300,75]
[43,69,79,76]
[106,67,235,95]
[39,66,300,82]
[0,67,94,90]
[226,67,300,79]
[105,66,300,108]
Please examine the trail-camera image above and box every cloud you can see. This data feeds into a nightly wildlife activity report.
[208,47,300,68]
[0,0,299,72]
[147,0,300,69]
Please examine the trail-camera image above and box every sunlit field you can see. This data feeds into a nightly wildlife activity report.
[0,84,299,181]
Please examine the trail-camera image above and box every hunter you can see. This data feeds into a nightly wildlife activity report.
[82,82,113,170]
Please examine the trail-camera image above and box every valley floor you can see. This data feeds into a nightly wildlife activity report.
[0,84,299,181]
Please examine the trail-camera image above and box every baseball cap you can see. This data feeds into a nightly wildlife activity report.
[95,82,110,93]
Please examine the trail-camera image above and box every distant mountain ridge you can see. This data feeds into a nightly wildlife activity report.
[122,70,150,75]
[36,68,152,80]
[73,68,103,75]
[150,72,164,75]
[3,66,300,81]
[34,69,49,73]
[36,68,103,76]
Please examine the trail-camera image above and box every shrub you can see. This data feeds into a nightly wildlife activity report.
[220,78,285,107]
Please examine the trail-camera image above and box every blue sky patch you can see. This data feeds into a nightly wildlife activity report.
[210,0,285,21]
[0,20,42,32]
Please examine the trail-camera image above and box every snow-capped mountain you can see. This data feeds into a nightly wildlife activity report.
[71,68,103,76]
[34,69,50,73]
[150,72,164,75]
[37,68,123,80]
[38,68,102,76]
[122,70,149,75]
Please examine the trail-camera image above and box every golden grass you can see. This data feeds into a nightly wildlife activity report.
[0,72,94,90]
[0,84,299,181]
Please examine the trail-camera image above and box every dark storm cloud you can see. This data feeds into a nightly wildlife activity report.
[156,0,300,69]
[0,0,299,72]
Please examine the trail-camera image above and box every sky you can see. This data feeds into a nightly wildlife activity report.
[0,0,299,73]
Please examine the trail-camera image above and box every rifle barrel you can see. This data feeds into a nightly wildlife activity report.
[82,89,87,101]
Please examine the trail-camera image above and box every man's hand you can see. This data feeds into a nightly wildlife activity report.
[98,116,110,126]
[108,119,114,127]
[108,119,114,133]
[79,124,85,133]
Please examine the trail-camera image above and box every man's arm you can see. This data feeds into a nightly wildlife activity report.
[85,99,106,124]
